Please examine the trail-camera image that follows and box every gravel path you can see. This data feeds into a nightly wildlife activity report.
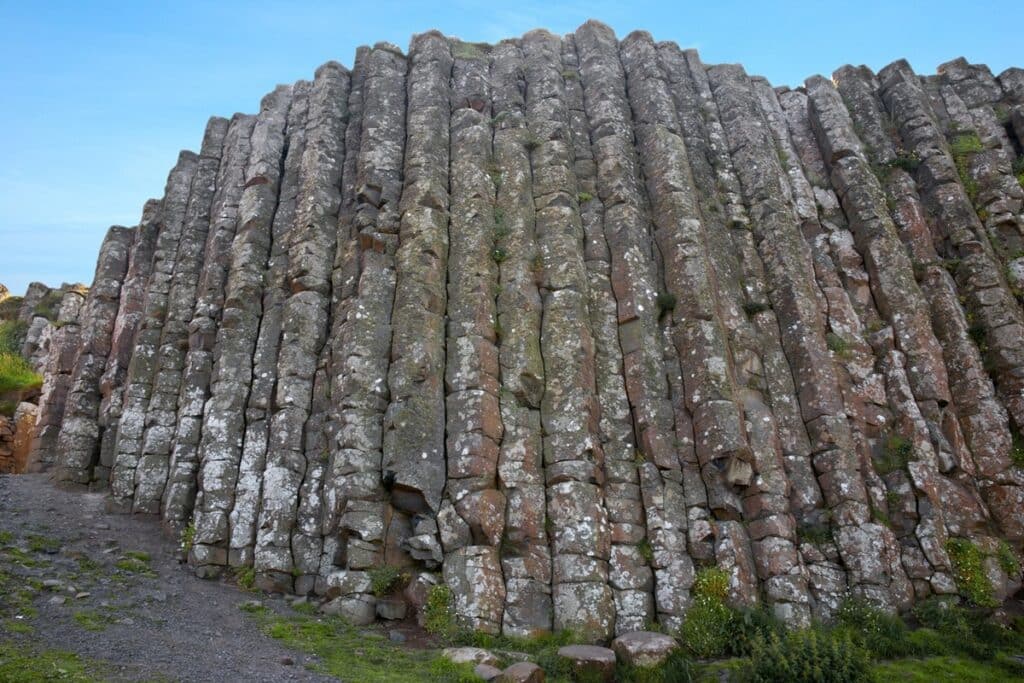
[0,473,335,682]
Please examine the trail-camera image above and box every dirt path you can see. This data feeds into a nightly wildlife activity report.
[0,473,336,682]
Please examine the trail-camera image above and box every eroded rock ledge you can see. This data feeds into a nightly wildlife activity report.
[26,20,1024,640]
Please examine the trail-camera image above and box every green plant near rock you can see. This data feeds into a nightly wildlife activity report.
[945,538,997,607]
[996,540,1020,577]
[875,433,912,475]
[655,292,677,315]
[0,319,28,355]
[1010,427,1024,468]
[180,522,196,554]
[235,566,256,590]
[637,537,654,565]
[949,131,983,204]
[746,628,870,683]
[0,352,42,393]
[367,565,409,597]
[424,584,457,640]
[679,567,733,658]
[825,332,852,358]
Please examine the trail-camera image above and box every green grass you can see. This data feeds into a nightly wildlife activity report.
[872,655,1024,682]
[949,131,984,205]
[27,535,61,554]
[73,609,116,632]
[367,565,408,598]
[0,320,28,355]
[0,641,101,682]
[946,539,998,607]
[114,551,156,578]
[0,351,42,393]
[252,609,477,683]
[876,434,913,475]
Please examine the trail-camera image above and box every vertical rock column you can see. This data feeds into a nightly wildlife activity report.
[523,30,611,641]
[109,151,199,510]
[879,61,1024,434]
[576,22,691,632]
[938,59,1024,260]
[54,226,135,486]
[440,42,507,635]
[383,34,451,523]
[28,288,87,470]
[230,83,310,569]
[256,61,349,590]
[318,43,405,608]
[189,86,292,576]
[96,201,161,485]
[163,113,256,528]
[708,64,901,605]
[488,40,553,637]
[249,61,350,589]
[134,117,228,514]
[565,35,656,636]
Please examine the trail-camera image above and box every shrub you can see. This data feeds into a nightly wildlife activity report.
[577,191,593,203]
[236,566,256,590]
[637,538,654,565]
[1011,428,1024,468]
[729,606,786,657]
[0,352,42,393]
[949,131,983,204]
[875,434,912,475]
[367,565,408,597]
[825,332,851,358]
[0,320,28,355]
[835,597,917,659]
[679,568,733,658]
[424,584,457,640]
[946,538,997,608]
[746,628,870,683]
[523,131,542,152]
[997,541,1021,577]
[180,522,196,554]
[887,149,921,173]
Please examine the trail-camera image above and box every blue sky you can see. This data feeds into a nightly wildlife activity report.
[0,1,1017,293]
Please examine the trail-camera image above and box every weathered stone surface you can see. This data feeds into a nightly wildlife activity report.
[556,645,617,681]
[28,22,1024,637]
[611,631,679,669]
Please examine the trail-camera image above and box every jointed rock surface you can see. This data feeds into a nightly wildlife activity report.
[25,21,1024,639]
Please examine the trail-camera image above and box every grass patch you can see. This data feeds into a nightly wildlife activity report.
[949,131,984,204]
[254,610,477,683]
[115,552,156,577]
[0,351,42,393]
[180,522,195,554]
[73,609,116,632]
[235,566,256,591]
[825,332,852,358]
[1011,427,1024,468]
[680,568,733,658]
[946,539,997,607]
[367,565,409,598]
[0,320,28,355]
[875,433,912,475]
[0,641,101,682]
[27,535,61,554]
[424,584,457,640]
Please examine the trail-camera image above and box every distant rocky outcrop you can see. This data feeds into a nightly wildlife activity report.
[20,21,1024,640]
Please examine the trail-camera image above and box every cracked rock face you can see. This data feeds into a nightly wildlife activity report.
[26,21,1024,640]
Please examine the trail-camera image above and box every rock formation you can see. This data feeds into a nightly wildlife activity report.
[23,21,1024,640]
